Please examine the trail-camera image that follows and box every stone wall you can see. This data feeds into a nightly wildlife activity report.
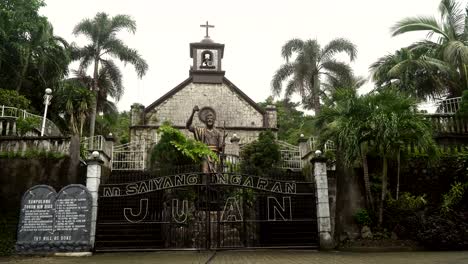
[144,82,265,128]
[0,136,71,155]
[0,157,86,210]
[129,79,277,162]
[334,157,366,241]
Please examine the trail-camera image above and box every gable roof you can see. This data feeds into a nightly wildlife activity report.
[144,77,265,115]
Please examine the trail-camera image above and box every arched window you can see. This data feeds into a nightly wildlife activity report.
[200,50,215,69]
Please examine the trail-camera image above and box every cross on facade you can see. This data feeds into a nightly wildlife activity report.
[200,21,214,38]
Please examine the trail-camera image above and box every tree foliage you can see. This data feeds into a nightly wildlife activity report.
[94,111,130,144]
[0,88,30,109]
[0,0,70,112]
[382,0,468,98]
[272,38,357,115]
[370,47,453,100]
[317,88,438,225]
[15,116,40,136]
[50,80,95,136]
[72,12,148,138]
[240,131,281,175]
[150,124,218,167]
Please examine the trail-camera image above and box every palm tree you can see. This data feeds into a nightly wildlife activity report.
[316,87,375,210]
[391,0,468,96]
[318,88,439,225]
[53,80,95,136]
[272,38,357,115]
[370,47,457,100]
[72,12,148,138]
[73,66,120,116]
[367,89,438,225]
[322,73,367,106]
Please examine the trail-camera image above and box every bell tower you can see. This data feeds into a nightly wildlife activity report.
[189,21,225,84]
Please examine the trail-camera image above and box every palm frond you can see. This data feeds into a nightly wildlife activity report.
[438,0,465,38]
[271,63,294,96]
[391,16,450,40]
[100,59,123,101]
[73,18,97,41]
[321,60,353,81]
[321,38,357,61]
[110,14,137,34]
[104,37,148,77]
[302,39,321,64]
[443,40,468,65]
[281,39,304,61]
[284,78,301,99]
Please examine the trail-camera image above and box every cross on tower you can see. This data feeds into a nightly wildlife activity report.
[200,21,214,38]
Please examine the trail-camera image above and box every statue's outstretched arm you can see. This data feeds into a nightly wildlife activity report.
[186,105,199,132]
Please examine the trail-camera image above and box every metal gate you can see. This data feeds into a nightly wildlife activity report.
[95,170,318,251]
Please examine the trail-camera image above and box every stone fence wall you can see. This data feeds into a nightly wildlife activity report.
[0,136,71,156]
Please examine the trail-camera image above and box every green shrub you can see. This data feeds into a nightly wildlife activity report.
[354,209,372,227]
[416,213,468,250]
[150,123,218,167]
[16,116,40,136]
[385,192,427,237]
[457,90,468,117]
[387,192,427,211]
[441,182,467,214]
[0,89,30,109]
[240,130,280,176]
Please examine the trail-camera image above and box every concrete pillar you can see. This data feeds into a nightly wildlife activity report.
[86,151,103,249]
[130,103,145,126]
[298,134,309,155]
[312,150,334,250]
[5,120,10,135]
[12,121,16,135]
[104,133,115,168]
[264,105,277,129]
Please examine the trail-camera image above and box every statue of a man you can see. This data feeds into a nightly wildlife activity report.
[186,106,224,172]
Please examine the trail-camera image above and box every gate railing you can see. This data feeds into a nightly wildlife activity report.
[109,139,318,172]
[279,149,302,170]
[0,105,61,136]
[436,97,462,114]
[81,135,112,158]
[276,140,303,170]
[96,171,318,250]
[425,114,468,134]
[305,137,336,153]
[111,140,147,171]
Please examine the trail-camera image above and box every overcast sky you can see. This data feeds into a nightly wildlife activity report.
[40,0,468,113]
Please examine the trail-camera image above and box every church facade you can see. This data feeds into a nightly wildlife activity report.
[129,33,277,155]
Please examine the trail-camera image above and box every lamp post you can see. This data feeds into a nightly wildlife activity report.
[40,88,53,136]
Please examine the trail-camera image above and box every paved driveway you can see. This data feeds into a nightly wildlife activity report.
[1,250,468,264]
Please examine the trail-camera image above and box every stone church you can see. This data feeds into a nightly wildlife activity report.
[129,26,277,155]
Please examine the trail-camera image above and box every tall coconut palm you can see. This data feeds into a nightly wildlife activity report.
[371,47,458,100]
[391,0,468,96]
[72,12,148,138]
[272,38,357,115]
